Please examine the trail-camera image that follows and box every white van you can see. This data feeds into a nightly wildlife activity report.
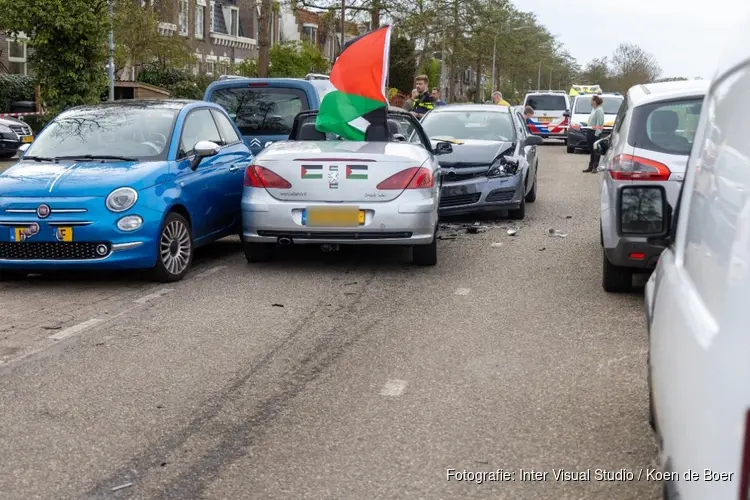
[643,14,750,500]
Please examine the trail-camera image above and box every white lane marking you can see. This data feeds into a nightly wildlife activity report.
[192,265,227,279]
[134,288,174,304]
[454,288,471,295]
[48,318,104,341]
[380,379,407,397]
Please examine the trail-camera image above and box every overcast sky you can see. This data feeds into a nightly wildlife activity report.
[512,0,749,80]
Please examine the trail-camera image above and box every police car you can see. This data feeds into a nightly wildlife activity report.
[522,90,571,141]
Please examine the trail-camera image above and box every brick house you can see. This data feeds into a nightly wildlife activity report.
[281,7,361,62]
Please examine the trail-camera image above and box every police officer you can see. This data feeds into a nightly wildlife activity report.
[411,75,436,118]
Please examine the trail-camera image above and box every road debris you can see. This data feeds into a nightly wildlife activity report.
[111,483,132,492]
[41,326,62,330]
[344,282,358,286]
[547,228,568,238]
[491,242,503,247]
[272,303,284,308]
[507,228,518,236]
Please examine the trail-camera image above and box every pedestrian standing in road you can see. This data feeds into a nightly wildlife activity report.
[411,75,436,118]
[583,94,605,173]
[431,88,446,106]
[491,91,511,106]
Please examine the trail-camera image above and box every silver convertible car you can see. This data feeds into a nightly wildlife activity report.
[239,107,454,265]
[420,104,543,219]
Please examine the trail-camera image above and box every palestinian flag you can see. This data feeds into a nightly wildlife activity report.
[301,165,323,179]
[346,165,368,180]
[315,25,391,141]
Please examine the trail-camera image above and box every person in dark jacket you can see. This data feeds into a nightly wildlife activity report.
[411,75,436,118]
[431,88,446,106]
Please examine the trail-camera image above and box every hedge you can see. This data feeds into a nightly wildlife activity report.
[0,75,35,113]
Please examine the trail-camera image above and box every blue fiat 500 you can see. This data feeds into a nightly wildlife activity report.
[0,100,252,282]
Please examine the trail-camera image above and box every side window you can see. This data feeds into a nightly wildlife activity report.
[516,112,528,138]
[179,108,222,158]
[613,95,628,134]
[211,109,241,145]
[390,115,428,148]
[627,97,704,156]
[682,66,750,319]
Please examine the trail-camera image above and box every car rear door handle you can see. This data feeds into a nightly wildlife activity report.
[229,162,246,172]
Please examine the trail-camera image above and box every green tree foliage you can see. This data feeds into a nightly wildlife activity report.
[0,0,110,112]
[267,42,329,78]
[420,58,441,90]
[389,35,417,94]
[112,0,193,75]
[0,75,35,112]
[137,65,215,99]
[235,59,259,77]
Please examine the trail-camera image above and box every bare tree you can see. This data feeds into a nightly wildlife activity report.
[611,43,661,92]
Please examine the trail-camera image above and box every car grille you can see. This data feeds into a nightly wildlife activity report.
[443,171,486,182]
[439,193,481,207]
[0,242,110,260]
[9,124,32,136]
[485,189,515,202]
[257,230,412,239]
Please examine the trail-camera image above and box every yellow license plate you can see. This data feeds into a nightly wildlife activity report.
[22,136,33,143]
[539,117,553,123]
[55,226,73,241]
[305,207,364,227]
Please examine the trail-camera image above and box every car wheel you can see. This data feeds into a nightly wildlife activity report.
[152,212,193,283]
[525,171,537,203]
[412,226,437,266]
[602,249,633,293]
[0,269,27,281]
[508,195,526,220]
[244,242,274,263]
[566,144,575,153]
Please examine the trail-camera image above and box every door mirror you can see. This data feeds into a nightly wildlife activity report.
[434,141,453,155]
[618,185,672,240]
[563,110,570,118]
[264,141,274,148]
[524,135,544,146]
[594,137,610,155]
[190,140,221,170]
[17,143,31,156]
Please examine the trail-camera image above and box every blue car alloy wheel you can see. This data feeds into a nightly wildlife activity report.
[153,212,193,282]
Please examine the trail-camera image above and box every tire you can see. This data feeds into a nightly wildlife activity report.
[602,249,633,293]
[412,226,437,266]
[566,144,575,153]
[151,212,193,282]
[0,269,26,281]
[243,242,274,263]
[525,171,537,203]
[0,152,16,159]
[508,195,526,220]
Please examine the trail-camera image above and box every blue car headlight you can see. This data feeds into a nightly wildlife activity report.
[106,187,137,212]
[487,157,519,177]
[117,215,143,232]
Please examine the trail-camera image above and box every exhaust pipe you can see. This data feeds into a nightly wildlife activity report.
[278,237,292,246]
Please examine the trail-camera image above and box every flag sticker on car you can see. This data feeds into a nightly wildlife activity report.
[346,165,368,180]
[301,165,323,179]
[329,165,339,189]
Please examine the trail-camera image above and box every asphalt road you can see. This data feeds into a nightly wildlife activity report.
[0,142,660,500]
[0,157,15,173]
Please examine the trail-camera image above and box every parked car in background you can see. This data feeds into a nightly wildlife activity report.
[644,19,750,499]
[0,116,34,159]
[204,77,322,156]
[522,90,571,141]
[0,100,252,282]
[419,104,542,220]
[596,79,708,292]
[566,93,623,153]
[239,108,453,266]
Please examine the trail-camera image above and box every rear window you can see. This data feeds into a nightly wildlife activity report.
[525,95,567,111]
[575,96,623,115]
[628,97,703,155]
[208,87,310,136]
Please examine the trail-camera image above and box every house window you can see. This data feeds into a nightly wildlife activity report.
[195,3,205,39]
[179,0,189,36]
[7,39,27,75]
[210,1,216,32]
[302,25,317,44]
[206,61,215,75]
[229,7,239,36]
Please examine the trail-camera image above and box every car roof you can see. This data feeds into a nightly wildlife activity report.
[429,104,512,113]
[61,99,195,114]
[205,77,315,93]
[627,80,709,107]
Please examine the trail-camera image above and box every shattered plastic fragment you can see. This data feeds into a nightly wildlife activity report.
[507,228,518,236]
[111,483,133,492]
[547,228,567,238]
[491,242,503,247]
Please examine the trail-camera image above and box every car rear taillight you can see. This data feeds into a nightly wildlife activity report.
[738,409,750,500]
[609,154,671,181]
[248,82,269,87]
[244,165,292,189]
[376,167,434,190]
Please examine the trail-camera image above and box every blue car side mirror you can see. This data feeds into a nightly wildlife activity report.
[190,140,221,171]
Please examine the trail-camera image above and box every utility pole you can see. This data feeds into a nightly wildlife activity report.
[537,61,541,89]
[108,0,115,101]
[549,69,552,89]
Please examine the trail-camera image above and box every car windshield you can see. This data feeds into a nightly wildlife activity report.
[208,87,310,136]
[25,106,178,160]
[421,111,515,141]
[575,96,623,115]
[525,95,567,111]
